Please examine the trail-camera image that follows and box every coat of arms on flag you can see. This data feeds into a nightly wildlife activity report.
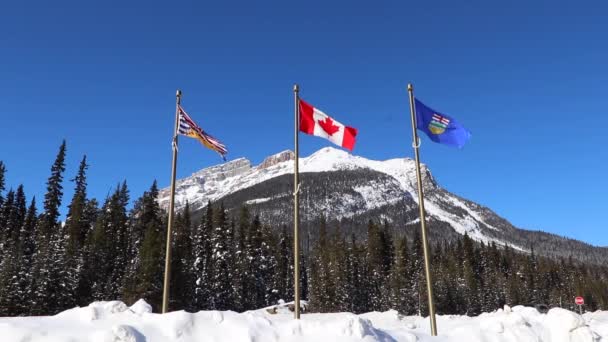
[178,105,228,160]
[414,98,471,148]
[429,113,450,135]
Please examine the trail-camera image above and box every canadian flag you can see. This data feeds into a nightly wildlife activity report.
[299,99,358,151]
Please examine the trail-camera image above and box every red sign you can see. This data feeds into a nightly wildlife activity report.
[575,296,584,305]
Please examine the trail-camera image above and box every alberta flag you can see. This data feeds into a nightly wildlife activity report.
[415,99,471,148]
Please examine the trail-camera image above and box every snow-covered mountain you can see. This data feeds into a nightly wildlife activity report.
[159,147,608,264]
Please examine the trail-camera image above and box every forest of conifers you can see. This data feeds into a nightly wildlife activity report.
[1,141,607,317]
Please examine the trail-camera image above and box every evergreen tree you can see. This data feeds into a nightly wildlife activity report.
[299,240,309,306]
[524,245,539,305]
[76,198,100,305]
[171,202,195,311]
[0,189,15,252]
[122,181,165,311]
[247,214,278,308]
[275,225,294,304]
[55,156,92,310]
[17,197,38,314]
[0,186,26,315]
[462,232,481,315]
[259,219,279,306]
[390,235,411,314]
[331,224,349,312]
[0,161,6,208]
[209,203,235,310]
[82,195,111,302]
[40,141,66,239]
[434,241,460,314]
[109,182,130,298]
[380,220,394,274]
[65,156,89,255]
[13,186,27,233]
[309,216,333,312]
[410,228,426,315]
[193,201,214,310]
[366,220,392,311]
[343,234,365,313]
[480,242,505,312]
[83,183,129,302]
[233,205,251,311]
[249,214,266,308]
[31,140,67,314]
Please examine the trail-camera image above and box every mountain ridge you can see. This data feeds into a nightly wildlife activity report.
[158,147,608,264]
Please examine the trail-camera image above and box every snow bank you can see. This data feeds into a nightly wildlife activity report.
[0,301,605,342]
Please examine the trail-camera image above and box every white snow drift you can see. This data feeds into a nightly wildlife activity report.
[0,300,604,342]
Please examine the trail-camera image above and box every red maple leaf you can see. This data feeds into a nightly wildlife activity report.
[317,117,340,136]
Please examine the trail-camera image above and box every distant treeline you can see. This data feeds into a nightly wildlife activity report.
[0,141,607,316]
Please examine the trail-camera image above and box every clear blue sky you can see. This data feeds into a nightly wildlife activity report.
[1,1,606,245]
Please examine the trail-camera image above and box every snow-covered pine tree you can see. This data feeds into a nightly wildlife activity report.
[259,219,278,306]
[299,239,309,305]
[30,140,66,315]
[366,219,391,311]
[0,189,16,315]
[461,232,481,315]
[16,197,38,315]
[107,182,130,300]
[121,187,150,303]
[341,234,362,313]
[524,245,540,305]
[193,201,214,310]
[232,206,251,311]
[0,189,16,257]
[209,203,236,310]
[389,235,410,314]
[83,183,129,302]
[248,214,266,308]
[409,228,426,316]
[74,198,99,306]
[122,181,165,310]
[379,220,394,310]
[274,225,294,305]
[0,186,26,315]
[64,156,89,256]
[170,202,195,312]
[330,224,350,312]
[308,216,333,312]
[0,161,5,208]
[247,214,273,308]
[81,194,111,303]
[435,241,463,314]
[0,161,6,269]
[56,155,91,311]
[479,241,505,312]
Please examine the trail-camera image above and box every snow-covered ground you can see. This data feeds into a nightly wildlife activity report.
[0,300,604,342]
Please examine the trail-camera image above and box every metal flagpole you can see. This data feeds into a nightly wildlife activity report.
[407,83,438,336]
[293,84,301,319]
[162,89,182,314]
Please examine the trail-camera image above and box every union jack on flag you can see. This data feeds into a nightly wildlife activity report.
[178,105,228,160]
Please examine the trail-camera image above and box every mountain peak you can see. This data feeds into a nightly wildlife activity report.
[159,147,430,213]
[309,146,350,157]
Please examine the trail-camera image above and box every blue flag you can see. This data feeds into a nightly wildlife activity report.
[415,99,471,148]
